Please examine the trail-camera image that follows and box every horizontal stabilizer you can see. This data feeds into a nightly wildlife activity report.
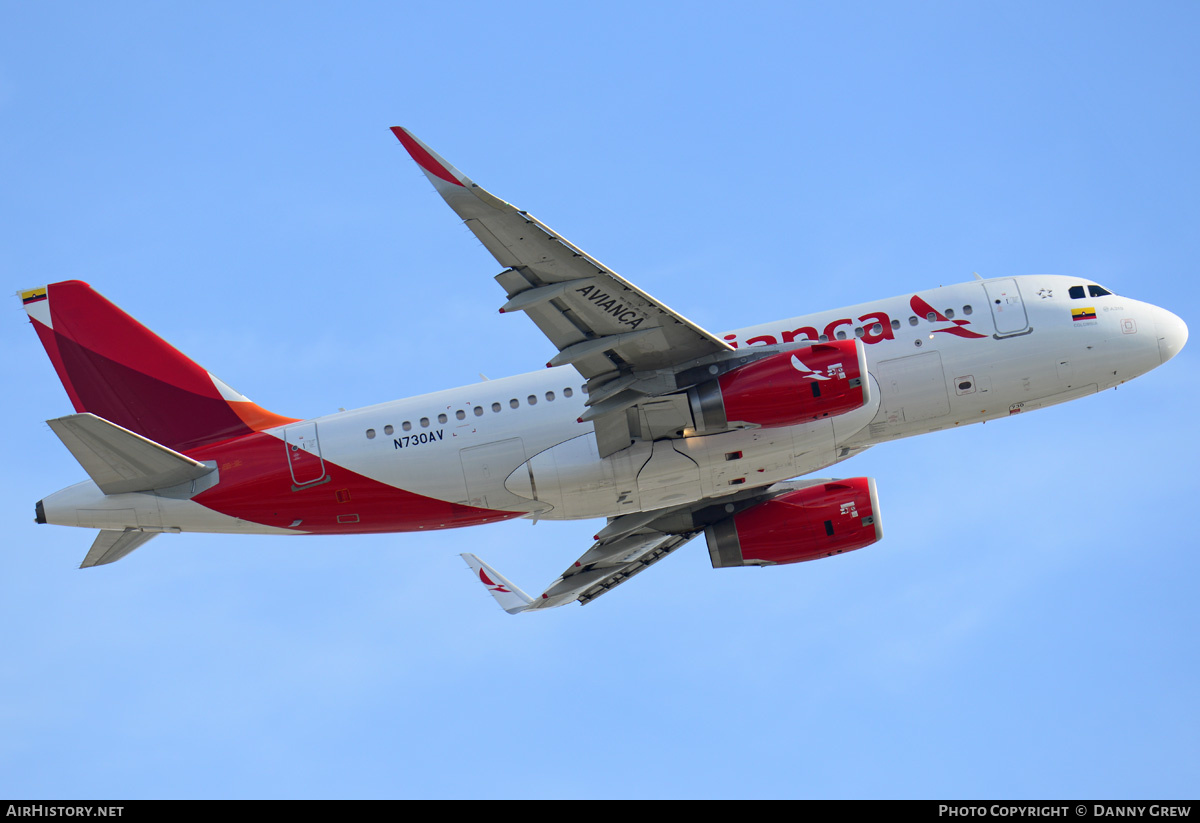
[47,413,214,495]
[82,528,158,568]
[461,553,534,614]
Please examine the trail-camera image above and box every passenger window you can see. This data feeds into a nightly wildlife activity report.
[563,387,573,398]
[944,308,955,319]
[402,421,412,432]
[492,402,501,413]
[527,395,537,405]
[909,316,919,326]
[871,323,883,335]
[509,399,519,409]
[1089,285,1112,297]
[818,334,829,342]
[473,406,483,417]
[545,391,555,401]
[926,312,936,322]
[890,319,900,330]
[455,410,466,420]
[1069,286,1086,299]
[420,417,429,428]
[366,429,376,439]
[836,330,847,340]
[963,305,972,315]
[384,425,394,435]
[437,413,448,424]
[854,326,865,338]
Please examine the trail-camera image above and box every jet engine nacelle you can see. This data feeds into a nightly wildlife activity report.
[705,477,882,567]
[688,339,869,432]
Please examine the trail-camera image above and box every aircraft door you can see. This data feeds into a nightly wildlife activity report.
[285,423,326,487]
[983,279,1031,337]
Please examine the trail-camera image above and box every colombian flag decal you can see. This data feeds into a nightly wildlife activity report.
[21,288,47,305]
[1072,307,1097,322]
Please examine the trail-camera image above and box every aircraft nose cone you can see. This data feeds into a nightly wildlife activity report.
[1156,308,1188,364]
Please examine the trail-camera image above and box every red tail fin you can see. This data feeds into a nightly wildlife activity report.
[22,281,296,452]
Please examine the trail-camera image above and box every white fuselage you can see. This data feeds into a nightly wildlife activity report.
[290,274,1173,519]
[43,274,1183,535]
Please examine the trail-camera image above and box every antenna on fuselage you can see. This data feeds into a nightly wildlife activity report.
[972,271,984,281]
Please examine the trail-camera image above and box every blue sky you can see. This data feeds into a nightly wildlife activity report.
[2,1,1197,799]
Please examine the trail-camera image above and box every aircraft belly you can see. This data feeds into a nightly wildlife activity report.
[508,434,639,519]
[635,439,702,509]
[669,427,804,497]
[512,413,878,521]
[515,430,799,520]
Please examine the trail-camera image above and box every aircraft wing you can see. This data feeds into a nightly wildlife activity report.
[464,531,698,612]
[461,481,819,612]
[393,128,735,454]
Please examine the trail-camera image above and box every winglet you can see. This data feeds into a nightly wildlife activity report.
[391,127,468,189]
[461,553,534,614]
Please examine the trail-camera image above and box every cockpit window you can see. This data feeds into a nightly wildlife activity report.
[1071,283,1114,299]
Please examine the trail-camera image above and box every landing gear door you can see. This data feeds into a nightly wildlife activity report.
[285,422,326,487]
[984,279,1031,338]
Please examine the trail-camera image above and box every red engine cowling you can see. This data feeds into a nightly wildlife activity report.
[706,477,883,567]
[689,339,869,431]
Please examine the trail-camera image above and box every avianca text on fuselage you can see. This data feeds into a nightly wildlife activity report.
[721,294,989,349]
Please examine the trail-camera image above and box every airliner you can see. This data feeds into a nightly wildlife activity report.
[22,127,1188,613]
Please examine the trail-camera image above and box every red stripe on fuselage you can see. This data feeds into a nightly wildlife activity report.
[188,431,520,534]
